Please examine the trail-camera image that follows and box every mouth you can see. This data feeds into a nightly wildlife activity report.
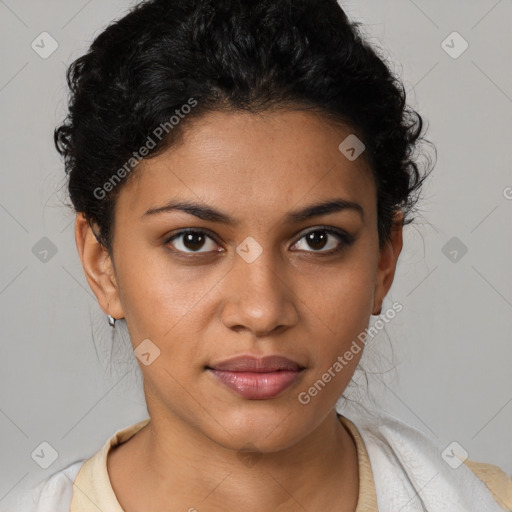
[206,355,306,400]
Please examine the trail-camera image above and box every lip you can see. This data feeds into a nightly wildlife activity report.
[207,355,305,400]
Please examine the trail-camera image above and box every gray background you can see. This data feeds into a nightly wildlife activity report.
[1,0,511,506]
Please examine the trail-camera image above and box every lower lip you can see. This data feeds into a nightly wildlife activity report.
[208,369,303,399]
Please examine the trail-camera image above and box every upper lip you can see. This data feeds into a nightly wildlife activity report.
[207,355,304,373]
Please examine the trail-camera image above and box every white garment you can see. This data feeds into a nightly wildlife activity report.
[7,403,509,512]
[340,400,509,511]
[4,460,84,512]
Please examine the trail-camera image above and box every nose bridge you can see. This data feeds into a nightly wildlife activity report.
[220,237,297,335]
[239,242,280,297]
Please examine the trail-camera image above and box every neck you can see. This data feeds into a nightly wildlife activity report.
[113,408,359,512]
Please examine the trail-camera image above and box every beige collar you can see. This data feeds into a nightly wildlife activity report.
[71,415,377,511]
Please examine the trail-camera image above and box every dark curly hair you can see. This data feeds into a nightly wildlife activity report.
[55,0,435,256]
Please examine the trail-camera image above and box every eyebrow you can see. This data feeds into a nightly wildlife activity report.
[141,197,364,224]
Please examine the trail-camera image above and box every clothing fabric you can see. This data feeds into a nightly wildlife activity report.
[341,401,512,511]
[10,403,512,511]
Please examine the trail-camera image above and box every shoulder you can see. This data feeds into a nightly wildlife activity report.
[464,459,512,511]
[7,460,85,512]
[340,402,511,511]
[7,419,151,512]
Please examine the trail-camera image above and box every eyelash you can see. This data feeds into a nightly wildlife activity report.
[164,226,355,256]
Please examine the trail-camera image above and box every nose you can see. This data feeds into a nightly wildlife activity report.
[219,245,299,338]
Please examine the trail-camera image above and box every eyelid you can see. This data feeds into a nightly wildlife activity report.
[164,225,354,255]
[165,227,219,242]
[291,225,354,251]
[164,228,222,252]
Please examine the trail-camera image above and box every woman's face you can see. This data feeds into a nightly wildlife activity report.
[77,109,402,452]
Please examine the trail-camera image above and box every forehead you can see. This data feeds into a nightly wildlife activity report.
[115,109,376,225]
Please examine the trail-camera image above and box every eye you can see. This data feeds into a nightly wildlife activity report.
[164,226,354,256]
[291,227,354,254]
[165,229,221,254]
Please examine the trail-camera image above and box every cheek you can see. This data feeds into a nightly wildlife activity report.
[300,243,377,381]
[111,245,176,341]
[299,276,372,409]
[312,255,377,338]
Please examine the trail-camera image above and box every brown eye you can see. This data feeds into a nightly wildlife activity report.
[304,231,329,251]
[165,229,220,254]
[291,227,354,254]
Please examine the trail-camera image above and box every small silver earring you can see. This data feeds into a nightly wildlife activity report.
[107,314,116,328]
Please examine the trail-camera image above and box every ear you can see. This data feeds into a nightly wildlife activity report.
[372,211,403,315]
[74,213,124,320]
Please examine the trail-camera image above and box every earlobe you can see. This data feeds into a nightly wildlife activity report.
[372,303,382,316]
[372,212,404,316]
[74,213,124,320]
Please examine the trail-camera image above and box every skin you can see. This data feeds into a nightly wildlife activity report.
[75,109,403,511]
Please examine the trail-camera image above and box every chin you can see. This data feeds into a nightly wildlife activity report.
[204,402,315,453]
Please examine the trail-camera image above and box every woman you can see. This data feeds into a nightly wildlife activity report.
[16,0,512,510]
